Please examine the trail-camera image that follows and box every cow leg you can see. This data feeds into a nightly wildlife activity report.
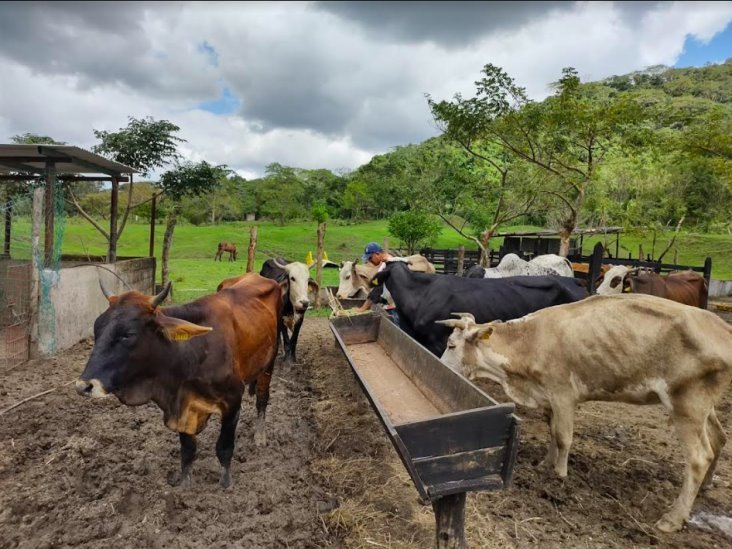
[170,433,197,487]
[701,408,727,490]
[540,408,557,470]
[548,400,575,478]
[280,323,292,363]
[253,361,275,447]
[285,316,304,365]
[656,397,714,533]
[216,405,241,488]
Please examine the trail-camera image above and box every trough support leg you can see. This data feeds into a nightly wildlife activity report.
[433,492,467,549]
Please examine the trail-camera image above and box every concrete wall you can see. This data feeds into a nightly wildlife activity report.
[39,258,155,355]
[710,279,732,298]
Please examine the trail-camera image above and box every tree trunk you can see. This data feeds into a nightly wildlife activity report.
[161,204,179,292]
[558,229,572,258]
[211,196,216,225]
[457,245,465,276]
[315,222,325,308]
[479,228,495,267]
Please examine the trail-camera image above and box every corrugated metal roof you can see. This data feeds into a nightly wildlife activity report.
[0,144,137,176]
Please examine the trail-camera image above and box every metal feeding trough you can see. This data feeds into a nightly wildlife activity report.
[330,313,521,548]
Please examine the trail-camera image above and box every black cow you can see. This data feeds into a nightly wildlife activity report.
[371,261,588,356]
[463,264,486,278]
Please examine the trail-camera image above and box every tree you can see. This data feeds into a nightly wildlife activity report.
[10,133,65,145]
[256,163,305,225]
[413,136,537,265]
[159,161,229,288]
[429,64,649,256]
[70,116,185,261]
[388,210,442,255]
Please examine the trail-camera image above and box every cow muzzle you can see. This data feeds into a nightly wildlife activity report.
[296,300,310,312]
[75,379,110,398]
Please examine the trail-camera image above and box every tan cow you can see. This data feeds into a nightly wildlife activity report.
[438,294,732,533]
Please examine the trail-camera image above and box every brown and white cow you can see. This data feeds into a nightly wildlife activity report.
[438,294,732,532]
[76,275,281,488]
[596,266,708,308]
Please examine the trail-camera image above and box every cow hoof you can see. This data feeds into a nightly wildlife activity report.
[169,472,192,487]
[219,469,232,489]
[655,514,683,533]
[254,431,267,447]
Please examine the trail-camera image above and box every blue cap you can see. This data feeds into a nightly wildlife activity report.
[361,242,383,262]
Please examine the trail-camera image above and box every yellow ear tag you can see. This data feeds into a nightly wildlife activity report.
[623,286,631,293]
[173,332,191,341]
[372,277,378,286]
[480,332,492,340]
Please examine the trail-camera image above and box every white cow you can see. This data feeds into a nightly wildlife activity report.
[481,253,574,279]
[438,294,732,533]
[335,255,435,299]
[595,265,632,295]
[336,260,379,299]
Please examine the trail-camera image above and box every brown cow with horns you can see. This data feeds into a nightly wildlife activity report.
[75,274,281,488]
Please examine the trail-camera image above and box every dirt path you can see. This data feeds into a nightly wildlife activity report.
[1,317,731,548]
[0,336,332,548]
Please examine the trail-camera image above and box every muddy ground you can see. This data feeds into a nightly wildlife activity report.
[1,317,731,548]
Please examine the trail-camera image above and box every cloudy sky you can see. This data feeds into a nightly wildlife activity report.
[1,1,731,179]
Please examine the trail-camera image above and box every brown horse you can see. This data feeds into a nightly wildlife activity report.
[215,242,237,261]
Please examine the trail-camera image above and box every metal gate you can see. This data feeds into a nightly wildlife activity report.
[0,261,32,370]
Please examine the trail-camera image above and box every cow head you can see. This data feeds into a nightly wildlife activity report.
[436,313,505,383]
[336,260,371,299]
[75,282,212,404]
[595,265,632,295]
[274,259,318,312]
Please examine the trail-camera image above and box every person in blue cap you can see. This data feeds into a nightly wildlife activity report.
[361,241,393,268]
[354,243,399,325]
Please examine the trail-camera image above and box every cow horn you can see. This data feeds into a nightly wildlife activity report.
[99,278,113,299]
[435,319,466,329]
[273,258,289,270]
[150,281,172,309]
[451,312,476,323]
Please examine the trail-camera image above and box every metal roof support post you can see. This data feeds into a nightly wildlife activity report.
[44,161,56,267]
[108,176,118,263]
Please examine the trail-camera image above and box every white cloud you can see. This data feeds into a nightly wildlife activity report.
[1,1,731,178]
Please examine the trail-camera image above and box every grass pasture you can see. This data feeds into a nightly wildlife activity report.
[7,217,732,302]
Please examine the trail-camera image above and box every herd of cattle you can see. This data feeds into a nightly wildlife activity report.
[74,250,729,534]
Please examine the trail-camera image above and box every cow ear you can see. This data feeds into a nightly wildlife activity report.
[157,315,212,342]
[468,325,493,342]
[278,280,289,297]
[339,261,344,268]
[623,278,632,293]
[308,279,320,293]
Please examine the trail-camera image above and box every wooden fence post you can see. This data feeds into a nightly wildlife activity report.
[702,257,712,309]
[246,226,257,273]
[433,493,467,549]
[456,245,465,276]
[588,242,604,295]
[148,193,157,258]
[315,222,326,307]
